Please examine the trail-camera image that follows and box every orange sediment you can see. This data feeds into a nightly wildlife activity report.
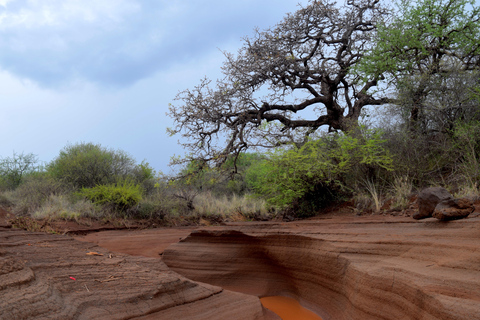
[260,296,323,320]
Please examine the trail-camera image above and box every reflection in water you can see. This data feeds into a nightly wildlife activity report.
[260,296,323,320]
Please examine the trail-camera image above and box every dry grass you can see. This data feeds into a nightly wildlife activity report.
[0,191,14,207]
[193,191,270,220]
[454,180,480,200]
[353,192,374,214]
[363,179,382,212]
[32,195,100,220]
[390,175,413,210]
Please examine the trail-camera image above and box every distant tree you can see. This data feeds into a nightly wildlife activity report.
[47,142,137,189]
[0,152,39,190]
[360,0,480,132]
[169,0,390,166]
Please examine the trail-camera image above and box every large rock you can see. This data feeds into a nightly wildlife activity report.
[413,187,453,220]
[433,198,474,221]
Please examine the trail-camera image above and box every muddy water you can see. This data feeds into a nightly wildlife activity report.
[260,296,323,320]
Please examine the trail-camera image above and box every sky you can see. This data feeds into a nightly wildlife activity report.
[0,0,305,174]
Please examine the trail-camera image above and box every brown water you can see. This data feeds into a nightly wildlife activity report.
[260,296,323,320]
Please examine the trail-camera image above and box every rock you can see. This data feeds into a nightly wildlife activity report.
[163,218,480,320]
[413,187,453,220]
[433,198,474,221]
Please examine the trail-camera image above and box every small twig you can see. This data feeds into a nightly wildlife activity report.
[95,276,121,283]
[84,284,90,292]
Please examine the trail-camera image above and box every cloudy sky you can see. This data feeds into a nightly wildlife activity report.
[0,0,305,173]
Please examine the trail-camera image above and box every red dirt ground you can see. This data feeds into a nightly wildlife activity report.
[2,204,480,319]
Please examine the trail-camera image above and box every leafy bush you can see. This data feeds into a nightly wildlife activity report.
[47,142,138,189]
[77,180,143,214]
[246,128,393,217]
[131,160,157,194]
[129,179,196,219]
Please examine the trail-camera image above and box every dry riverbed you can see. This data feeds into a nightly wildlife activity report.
[2,206,480,319]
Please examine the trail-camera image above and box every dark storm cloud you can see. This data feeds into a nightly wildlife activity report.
[0,0,302,87]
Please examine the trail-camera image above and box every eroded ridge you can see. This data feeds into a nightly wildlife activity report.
[163,216,480,320]
[0,229,267,320]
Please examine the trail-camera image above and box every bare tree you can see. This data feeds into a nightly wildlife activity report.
[169,0,390,166]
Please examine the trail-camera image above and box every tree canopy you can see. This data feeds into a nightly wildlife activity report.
[359,0,480,131]
[169,0,390,166]
[169,0,480,166]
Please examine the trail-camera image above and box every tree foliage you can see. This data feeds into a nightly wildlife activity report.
[169,0,390,166]
[360,0,480,130]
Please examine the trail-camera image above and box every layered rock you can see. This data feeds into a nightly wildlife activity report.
[0,229,267,320]
[163,216,480,320]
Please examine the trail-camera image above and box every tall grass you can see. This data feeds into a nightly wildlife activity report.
[32,195,100,220]
[363,179,382,212]
[454,180,479,200]
[193,191,270,220]
[390,175,413,210]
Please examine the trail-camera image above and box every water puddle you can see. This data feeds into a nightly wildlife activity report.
[260,296,323,320]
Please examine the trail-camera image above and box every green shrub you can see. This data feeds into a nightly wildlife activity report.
[246,128,393,217]
[129,181,193,219]
[131,161,157,195]
[78,180,142,214]
[47,142,137,189]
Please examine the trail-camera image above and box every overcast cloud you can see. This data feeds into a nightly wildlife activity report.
[0,0,305,173]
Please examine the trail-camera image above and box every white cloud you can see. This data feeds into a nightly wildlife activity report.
[0,0,13,8]
[0,0,138,29]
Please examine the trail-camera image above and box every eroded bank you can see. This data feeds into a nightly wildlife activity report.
[162,216,480,320]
